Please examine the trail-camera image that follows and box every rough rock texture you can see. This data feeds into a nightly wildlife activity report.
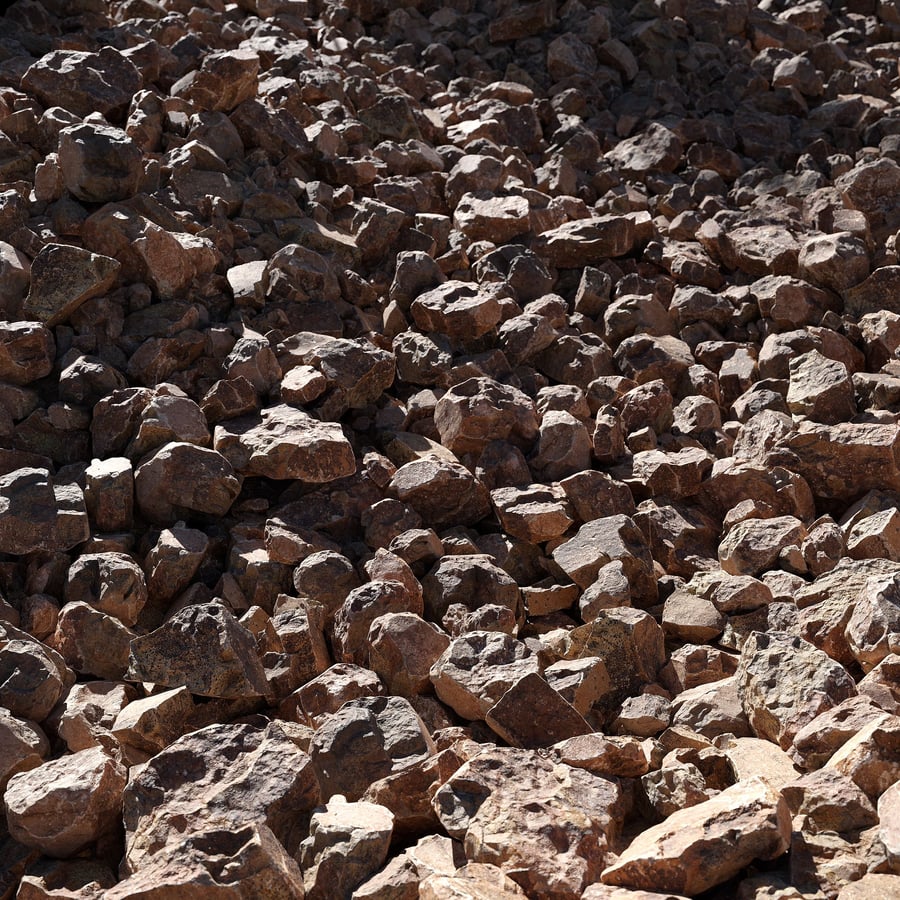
[1,0,900,896]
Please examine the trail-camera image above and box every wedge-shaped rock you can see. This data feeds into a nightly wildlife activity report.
[736,631,856,750]
[486,673,592,748]
[134,442,241,524]
[127,602,269,699]
[411,281,503,340]
[434,747,625,898]
[0,708,48,794]
[826,712,900,801]
[421,863,527,899]
[300,795,394,900]
[122,722,319,873]
[23,243,119,327]
[214,403,355,481]
[5,746,127,858]
[537,216,635,267]
[600,776,791,895]
[430,631,541,721]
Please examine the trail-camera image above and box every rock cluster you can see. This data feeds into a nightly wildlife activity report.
[0,0,900,898]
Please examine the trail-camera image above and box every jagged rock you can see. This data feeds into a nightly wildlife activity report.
[5,746,127,858]
[214,404,355,481]
[601,777,791,895]
[309,695,433,802]
[127,602,269,699]
[122,722,319,872]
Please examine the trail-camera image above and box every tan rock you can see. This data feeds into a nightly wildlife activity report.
[601,776,791,895]
[127,602,269,699]
[826,712,900,801]
[5,746,127,858]
[49,601,135,681]
[845,573,900,672]
[0,623,73,723]
[54,681,135,753]
[718,736,800,790]
[111,686,194,756]
[289,662,385,728]
[434,747,625,898]
[64,552,146,627]
[878,780,900,871]
[0,708,48,794]
[420,863,527,899]
[368,612,450,696]
[836,873,900,899]
[555,733,649,778]
[736,631,856,749]
[430,631,541,721]
[299,796,394,899]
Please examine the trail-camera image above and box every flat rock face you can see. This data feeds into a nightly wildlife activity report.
[3,0,900,896]
[601,777,791,895]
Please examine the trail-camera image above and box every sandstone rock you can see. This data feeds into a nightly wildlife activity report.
[826,713,900,801]
[420,863,527,899]
[127,602,269,699]
[309,695,433,802]
[5,746,127,858]
[134,442,241,524]
[601,777,791,895]
[300,795,394,900]
[737,631,857,750]
[719,515,807,577]
[537,217,636,267]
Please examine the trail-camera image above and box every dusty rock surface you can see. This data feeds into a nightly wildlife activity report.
[0,0,899,898]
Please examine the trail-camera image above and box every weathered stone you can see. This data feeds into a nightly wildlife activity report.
[214,404,355,481]
[5,746,127,858]
[601,777,791,895]
[434,747,625,898]
[368,612,450,696]
[0,708,47,795]
[127,602,269,699]
[134,442,241,524]
[49,601,135,681]
[391,458,491,528]
[122,722,319,871]
[309,695,434,802]
[736,631,857,750]
[111,686,194,757]
[23,244,119,327]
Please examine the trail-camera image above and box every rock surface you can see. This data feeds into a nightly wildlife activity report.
[0,0,899,896]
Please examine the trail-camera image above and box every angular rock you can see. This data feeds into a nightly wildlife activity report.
[127,602,269,699]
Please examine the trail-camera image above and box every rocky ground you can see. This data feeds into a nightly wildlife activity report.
[0,0,899,897]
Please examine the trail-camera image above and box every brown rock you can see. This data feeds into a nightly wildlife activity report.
[368,612,450,696]
[213,403,355,481]
[127,602,269,699]
[122,722,319,871]
[786,349,855,424]
[430,631,540,721]
[5,746,127,858]
[0,708,47,794]
[537,217,636,267]
[171,49,259,112]
[64,552,146,627]
[600,777,791,895]
[83,457,133,533]
[391,458,491,528]
[49,601,135,681]
[54,681,135,754]
[309,694,434,802]
[111,686,194,757]
[0,623,72,723]
[826,712,900,801]
[434,747,625,898]
[485,672,592,748]
[23,244,119,327]
[58,123,143,203]
[420,863,527,899]
[736,631,857,750]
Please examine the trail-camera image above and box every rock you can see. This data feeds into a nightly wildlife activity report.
[5,746,127,858]
[111,686,194,758]
[214,404,356,481]
[736,631,857,750]
[133,442,241,524]
[718,515,807,577]
[601,777,791,895]
[83,457,133,533]
[171,49,259,112]
[485,672,592,748]
[299,795,394,900]
[0,468,89,555]
[144,524,209,603]
[0,708,47,794]
[430,631,540,721]
[434,377,539,457]
[308,695,433,801]
[23,244,119,327]
[786,349,855,424]
[64,552,147,627]
[410,282,504,342]
[420,863,528,899]
[49,601,135,681]
[826,713,900,801]
[538,217,636,268]
[782,769,878,834]
[127,602,269,699]
[0,322,54,386]
[58,123,144,203]
[0,623,72,723]
[552,514,656,603]
[22,48,141,118]
[368,612,450,696]
[606,124,683,175]
[122,722,319,871]
[434,746,625,898]
[289,663,385,728]
[491,484,573,543]
[390,458,491,529]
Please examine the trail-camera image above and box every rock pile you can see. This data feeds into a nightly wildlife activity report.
[0,0,899,897]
